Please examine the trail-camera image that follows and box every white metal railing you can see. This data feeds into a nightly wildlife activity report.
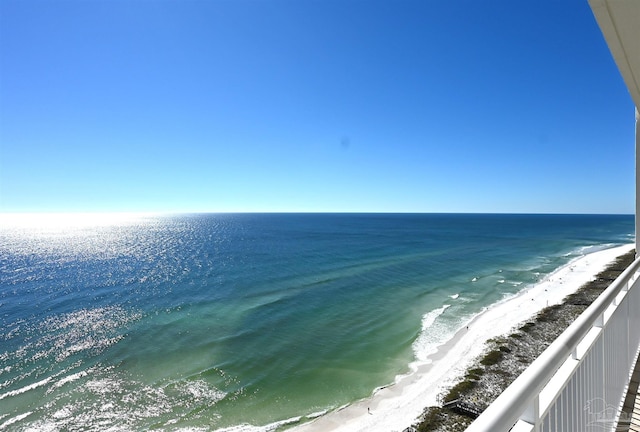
[466,255,640,432]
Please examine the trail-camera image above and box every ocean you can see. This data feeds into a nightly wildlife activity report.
[0,213,634,431]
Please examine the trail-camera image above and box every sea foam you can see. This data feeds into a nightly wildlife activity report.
[412,304,452,361]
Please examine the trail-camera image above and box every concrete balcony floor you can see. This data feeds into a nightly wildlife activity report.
[619,351,640,432]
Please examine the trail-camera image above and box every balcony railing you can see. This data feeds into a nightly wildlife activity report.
[466,255,640,432]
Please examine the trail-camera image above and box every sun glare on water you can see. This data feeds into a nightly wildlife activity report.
[0,212,158,231]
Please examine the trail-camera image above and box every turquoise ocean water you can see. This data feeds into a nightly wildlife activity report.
[0,213,634,431]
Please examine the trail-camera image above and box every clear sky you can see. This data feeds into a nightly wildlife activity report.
[0,0,636,214]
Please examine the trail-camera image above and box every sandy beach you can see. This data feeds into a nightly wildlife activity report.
[291,243,635,432]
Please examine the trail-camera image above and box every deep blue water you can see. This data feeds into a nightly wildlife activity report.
[0,213,634,431]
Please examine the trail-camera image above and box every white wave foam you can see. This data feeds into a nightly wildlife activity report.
[51,367,95,390]
[212,416,302,432]
[181,379,227,404]
[0,376,53,400]
[577,243,617,255]
[420,305,450,331]
[306,410,328,419]
[412,305,451,361]
[449,293,459,299]
[52,406,73,420]
[0,412,32,429]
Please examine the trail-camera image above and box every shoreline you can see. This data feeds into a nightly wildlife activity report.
[289,243,635,432]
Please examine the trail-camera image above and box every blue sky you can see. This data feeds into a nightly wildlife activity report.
[0,0,635,214]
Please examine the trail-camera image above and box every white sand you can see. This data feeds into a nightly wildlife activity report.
[291,244,635,432]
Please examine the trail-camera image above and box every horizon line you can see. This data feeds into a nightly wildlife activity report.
[0,211,634,216]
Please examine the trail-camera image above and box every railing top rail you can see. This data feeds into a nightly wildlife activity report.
[466,252,640,431]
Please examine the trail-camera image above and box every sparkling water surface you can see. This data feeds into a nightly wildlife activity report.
[0,213,634,430]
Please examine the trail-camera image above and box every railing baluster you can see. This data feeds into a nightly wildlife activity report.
[466,256,640,432]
